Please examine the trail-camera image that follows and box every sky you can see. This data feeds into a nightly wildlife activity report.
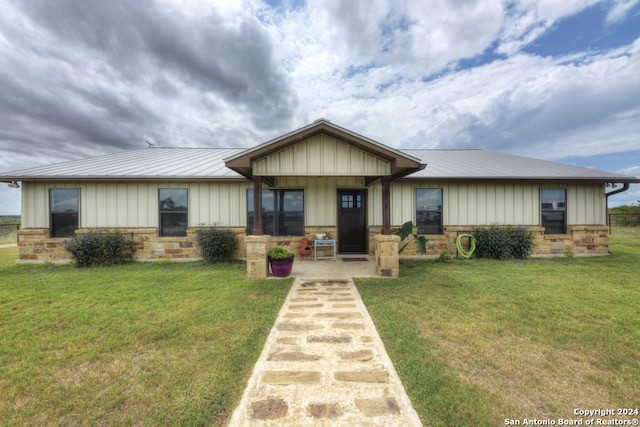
[1,0,639,215]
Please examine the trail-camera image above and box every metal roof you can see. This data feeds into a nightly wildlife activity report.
[0,147,637,183]
[0,147,245,180]
[402,149,638,182]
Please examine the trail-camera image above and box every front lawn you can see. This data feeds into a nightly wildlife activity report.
[0,252,290,426]
[358,228,640,426]
[2,229,638,426]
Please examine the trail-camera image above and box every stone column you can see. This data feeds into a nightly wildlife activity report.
[246,235,269,280]
[374,234,400,277]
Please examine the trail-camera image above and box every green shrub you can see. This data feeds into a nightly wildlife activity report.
[267,245,294,259]
[195,228,237,263]
[473,225,534,260]
[65,231,136,267]
[437,250,452,263]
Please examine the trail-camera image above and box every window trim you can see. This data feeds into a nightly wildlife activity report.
[158,188,189,237]
[49,188,79,238]
[415,187,443,235]
[540,188,567,234]
[247,188,305,236]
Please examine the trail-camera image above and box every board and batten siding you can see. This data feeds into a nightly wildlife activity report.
[21,181,251,229]
[368,181,606,227]
[253,134,391,176]
[21,179,607,231]
[275,176,365,226]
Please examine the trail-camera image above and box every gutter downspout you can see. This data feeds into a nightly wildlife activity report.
[605,183,630,233]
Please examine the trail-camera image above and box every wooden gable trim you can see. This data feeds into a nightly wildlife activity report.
[224,120,425,180]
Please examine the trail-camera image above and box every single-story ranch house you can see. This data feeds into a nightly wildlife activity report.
[1,119,638,277]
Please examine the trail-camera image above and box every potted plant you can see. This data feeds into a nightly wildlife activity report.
[267,245,295,277]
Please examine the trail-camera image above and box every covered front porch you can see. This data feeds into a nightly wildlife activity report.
[245,233,402,279]
[223,120,425,279]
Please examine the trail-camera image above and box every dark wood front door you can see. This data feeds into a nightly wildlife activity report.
[337,189,367,253]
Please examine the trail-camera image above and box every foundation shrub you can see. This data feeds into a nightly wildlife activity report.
[65,231,136,267]
[473,225,534,260]
[196,227,237,262]
[437,250,452,263]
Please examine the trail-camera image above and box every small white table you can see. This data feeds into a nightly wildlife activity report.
[313,239,336,261]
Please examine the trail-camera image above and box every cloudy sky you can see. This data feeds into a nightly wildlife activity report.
[1,0,639,214]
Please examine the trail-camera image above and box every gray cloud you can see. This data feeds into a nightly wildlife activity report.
[0,0,297,160]
[1,0,639,213]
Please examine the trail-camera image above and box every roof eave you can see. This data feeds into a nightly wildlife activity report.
[399,176,640,183]
[224,119,423,176]
[0,176,249,182]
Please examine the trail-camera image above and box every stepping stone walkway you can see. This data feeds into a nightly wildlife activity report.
[227,278,422,426]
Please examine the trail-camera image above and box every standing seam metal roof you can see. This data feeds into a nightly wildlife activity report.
[0,148,245,180]
[0,147,637,182]
[402,149,638,181]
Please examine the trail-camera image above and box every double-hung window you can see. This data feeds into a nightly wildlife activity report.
[247,189,304,236]
[159,188,188,236]
[50,188,79,238]
[541,188,567,234]
[416,188,443,234]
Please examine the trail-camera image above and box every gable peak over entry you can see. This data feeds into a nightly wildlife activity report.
[223,119,426,183]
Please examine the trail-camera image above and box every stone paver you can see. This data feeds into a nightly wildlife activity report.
[227,278,422,426]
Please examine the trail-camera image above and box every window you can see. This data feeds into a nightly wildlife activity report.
[50,188,79,238]
[541,188,567,234]
[416,188,443,234]
[341,193,362,209]
[159,188,188,236]
[247,189,304,236]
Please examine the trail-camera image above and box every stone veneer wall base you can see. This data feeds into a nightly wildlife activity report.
[388,225,610,258]
[16,227,247,264]
[16,224,609,265]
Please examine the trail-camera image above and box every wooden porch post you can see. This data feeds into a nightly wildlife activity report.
[382,176,391,235]
[252,176,263,235]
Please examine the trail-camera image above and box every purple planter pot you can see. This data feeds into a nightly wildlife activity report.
[269,256,294,277]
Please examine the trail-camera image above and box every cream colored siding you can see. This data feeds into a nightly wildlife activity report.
[22,181,251,229]
[22,182,82,228]
[253,134,391,176]
[82,182,158,227]
[22,181,50,227]
[376,182,606,227]
[189,181,250,226]
[566,184,606,225]
[451,183,536,225]
[21,179,606,231]
[276,176,364,226]
[368,182,382,225]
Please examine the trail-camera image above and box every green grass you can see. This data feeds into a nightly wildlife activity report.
[0,252,291,426]
[0,215,20,244]
[0,215,20,224]
[357,228,640,426]
[2,228,638,425]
